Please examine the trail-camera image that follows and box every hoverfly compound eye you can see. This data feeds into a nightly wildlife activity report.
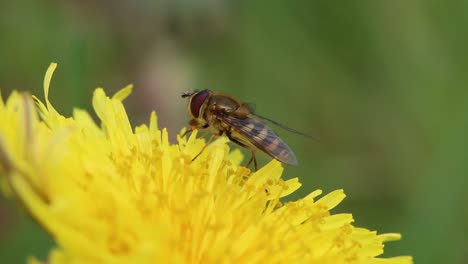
[189,90,211,118]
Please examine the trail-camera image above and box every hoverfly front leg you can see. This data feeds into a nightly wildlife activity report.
[192,131,222,161]
[183,119,221,162]
[182,119,209,137]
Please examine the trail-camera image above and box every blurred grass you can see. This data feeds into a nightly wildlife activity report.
[0,198,54,262]
[0,0,467,263]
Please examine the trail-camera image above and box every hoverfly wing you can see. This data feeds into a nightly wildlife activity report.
[254,113,313,139]
[241,105,314,140]
[222,115,298,165]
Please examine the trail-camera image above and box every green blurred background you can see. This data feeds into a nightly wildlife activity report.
[0,0,467,263]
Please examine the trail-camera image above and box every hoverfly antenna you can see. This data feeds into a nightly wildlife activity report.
[181,91,194,98]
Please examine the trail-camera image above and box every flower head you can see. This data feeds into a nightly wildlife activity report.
[0,63,412,263]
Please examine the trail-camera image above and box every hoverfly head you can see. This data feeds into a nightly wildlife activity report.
[183,89,212,118]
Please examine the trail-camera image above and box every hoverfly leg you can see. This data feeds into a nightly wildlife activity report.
[245,150,258,171]
[198,130,211,140]
[192,132,221,161]
[181,129,192,137]
[253,152,258,171]
[182,121,209,137]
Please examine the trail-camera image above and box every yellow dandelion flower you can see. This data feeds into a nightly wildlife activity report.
[0,63,413,264]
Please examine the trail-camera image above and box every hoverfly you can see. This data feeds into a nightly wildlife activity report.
[181,89,308,171]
